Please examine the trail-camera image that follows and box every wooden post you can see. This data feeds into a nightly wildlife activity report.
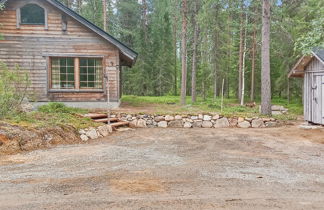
[74,58,80,90]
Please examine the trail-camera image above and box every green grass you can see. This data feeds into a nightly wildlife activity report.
[3,102,99,130]
[121,95,303,119]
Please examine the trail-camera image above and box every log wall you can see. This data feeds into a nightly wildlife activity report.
[0,0,121,102]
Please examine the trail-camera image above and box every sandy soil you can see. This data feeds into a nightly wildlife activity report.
[0,125,324,209]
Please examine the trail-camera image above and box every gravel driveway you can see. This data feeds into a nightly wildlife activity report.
[0,127,324,209]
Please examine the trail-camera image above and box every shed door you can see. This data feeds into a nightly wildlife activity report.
[311,75,324,124]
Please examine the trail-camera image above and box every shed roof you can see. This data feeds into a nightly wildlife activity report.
[0,0,138,67]
[288,47,324,78]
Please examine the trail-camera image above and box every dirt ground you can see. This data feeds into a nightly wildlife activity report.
[0,125,324,209]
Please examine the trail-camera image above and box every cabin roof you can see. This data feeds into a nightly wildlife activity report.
[0,0,138,67]
[288,47,324,78]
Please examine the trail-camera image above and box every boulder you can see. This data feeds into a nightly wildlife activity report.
[154,116,165,122]
[238,117,245,123]
[79,129,86,135]
[212,115,220,120]
[198,114,203,119]
[175,115,182,120]
[202,121,213,128]
[129,119,138,128]
[214,118,230,128]
[203,115,212,121]
[107,125,113,133]
[265,121,277,128]
[158,121,168,128]
[86,128,98,139]
[251,119,264,128]
[168,120,183,128]
[80,134,89,142]
[229,118,238,127]
[136,119,147,128]
[98,125,109,136]
[238,121,251,128]
[191,116,198,120]
[184,122,192,128]
[165,115,175,121]
[192,120,203,128]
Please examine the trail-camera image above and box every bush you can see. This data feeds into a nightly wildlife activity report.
[38,102,86,114]
[0,62,30,119]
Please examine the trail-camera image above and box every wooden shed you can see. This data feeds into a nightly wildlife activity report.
[0,0,137,108]
[289,48,324,125]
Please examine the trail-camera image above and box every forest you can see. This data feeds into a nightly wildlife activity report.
[54,0,324,106]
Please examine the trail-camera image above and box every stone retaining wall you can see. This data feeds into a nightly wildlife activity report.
[118,114,279,129]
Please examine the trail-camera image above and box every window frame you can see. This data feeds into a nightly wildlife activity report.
[16,3,48,29]
[48,56,105,93]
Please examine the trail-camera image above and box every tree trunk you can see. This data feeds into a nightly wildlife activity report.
[238,1,244,102]
[180,0,188,105]
[250,20,256,102]
[102,0,107,31]
[77,0,82,14]
[240,12,248,106]
[191,0,198,103]
[173,8,178,96]
[261,0,271,115]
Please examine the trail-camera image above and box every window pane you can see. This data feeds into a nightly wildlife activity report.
[79,58,103,89]
[21,4,45,25]
[51,57,75,89]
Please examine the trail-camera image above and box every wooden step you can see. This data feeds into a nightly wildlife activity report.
[83,113,108,119]
[93,118,119,123]
[110,121,129,128]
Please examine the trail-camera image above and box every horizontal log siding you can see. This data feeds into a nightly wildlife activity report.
[0,0,120,102]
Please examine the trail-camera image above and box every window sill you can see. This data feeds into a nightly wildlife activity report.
[49,89,104,93]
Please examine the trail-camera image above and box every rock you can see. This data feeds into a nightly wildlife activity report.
[265,121,277,127]
[238,121,251,128]
[136,119,147,128]
[146,120,153,125]
[20,103,34,112]
[192,120,203,128]
[165,115,175,121]
[80,134,89,142]
[184,122,192,128]
[272,111,283,115]
[126,114,132,119]
[175,115,182,120]
[158,121,168,128]
[107,125,113,133]
[214,118,230,128]
[262,118,271,122]
[79,129,86,135]
[212,115,220,120]
[86,128,98,139]
[168,120,183,128]
[202,121,213,128]
[191,116,198,120]
[251,119,264,128]
[129,119,138,128]
[245,118,253,122]
[238,117,245,123]
[203,115,212,121]
[229,118,238,127]
[98,125,109,136]
[198,114,203,119]
[154,116,165,122]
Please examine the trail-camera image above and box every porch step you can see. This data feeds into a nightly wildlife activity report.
[93,118,119,123]
[110,121,129,128]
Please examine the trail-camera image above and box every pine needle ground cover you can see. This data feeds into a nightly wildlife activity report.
[121,95,303,120]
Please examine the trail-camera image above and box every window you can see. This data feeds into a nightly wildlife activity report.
[80,58,103,89]
[20,4,45,25]
[50,57,103,90]
[51,58,75,89]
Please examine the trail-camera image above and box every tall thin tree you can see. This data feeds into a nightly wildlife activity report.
[261,0,271,115]
[191,0,198,103]
[180,0,188,105]
[102,0,107,31]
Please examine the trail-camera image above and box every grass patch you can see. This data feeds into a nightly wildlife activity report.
[121,95,303,119]
[3,102,99,130]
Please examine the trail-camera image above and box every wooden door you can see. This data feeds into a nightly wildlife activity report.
[311,75,323,124]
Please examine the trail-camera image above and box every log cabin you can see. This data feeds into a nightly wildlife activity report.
[288,47,324,125]
[0,0,137,108]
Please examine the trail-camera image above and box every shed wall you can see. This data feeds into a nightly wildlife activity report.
[0,0,121,102]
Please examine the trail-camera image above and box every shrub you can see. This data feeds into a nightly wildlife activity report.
[0,62,30,119]
[38,102,86,114]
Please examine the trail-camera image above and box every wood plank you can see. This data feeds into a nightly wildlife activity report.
[83,113,108,119]
[110,121,129,128]
[93,118,119,123]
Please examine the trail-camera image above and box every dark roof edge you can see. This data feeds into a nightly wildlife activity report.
[0,0,138,66]
[312,47,324,65]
